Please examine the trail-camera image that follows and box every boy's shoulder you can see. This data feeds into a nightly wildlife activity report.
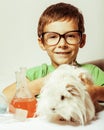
[26,63,55,81]
[79,63,102,70]
[79,63,103,73]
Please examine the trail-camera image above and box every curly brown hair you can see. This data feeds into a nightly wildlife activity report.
[37,2,85,37]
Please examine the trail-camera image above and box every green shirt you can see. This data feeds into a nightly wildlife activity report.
[26,63,104,86]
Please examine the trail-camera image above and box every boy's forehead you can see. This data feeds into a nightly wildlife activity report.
[43,20,78,33]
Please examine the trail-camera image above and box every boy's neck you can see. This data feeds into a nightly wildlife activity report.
[52,60,79,69]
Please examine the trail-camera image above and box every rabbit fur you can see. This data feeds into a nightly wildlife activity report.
[36,64,95,125]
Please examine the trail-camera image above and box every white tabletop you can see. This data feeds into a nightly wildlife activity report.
[0,110,104,130]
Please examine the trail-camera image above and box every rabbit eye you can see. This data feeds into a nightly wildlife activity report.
[61,95,65,100]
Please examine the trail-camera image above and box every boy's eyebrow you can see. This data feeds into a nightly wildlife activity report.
[41,30,82,35]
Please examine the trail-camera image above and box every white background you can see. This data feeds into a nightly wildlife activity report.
[0,0,104,90]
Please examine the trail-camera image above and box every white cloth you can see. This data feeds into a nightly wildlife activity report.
[0,111,104,130]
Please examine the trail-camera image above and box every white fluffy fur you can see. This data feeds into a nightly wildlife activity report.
[36,64,95,125]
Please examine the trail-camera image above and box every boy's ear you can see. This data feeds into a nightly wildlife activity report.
[38,38,46,50]
[79,34,86,48]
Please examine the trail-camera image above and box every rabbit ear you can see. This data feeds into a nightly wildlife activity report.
[79,73,93,86]
[66,84,80,96]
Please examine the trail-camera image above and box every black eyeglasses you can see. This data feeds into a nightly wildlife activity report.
[41,30,82,46]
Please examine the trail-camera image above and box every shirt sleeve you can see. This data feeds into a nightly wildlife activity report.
[26,64,49,81]
[82,64,104,86]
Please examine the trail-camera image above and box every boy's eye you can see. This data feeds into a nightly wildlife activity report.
[48,34,58,39]
[66,34,76,38]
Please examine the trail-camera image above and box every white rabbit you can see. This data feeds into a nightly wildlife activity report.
[36,64,95,125]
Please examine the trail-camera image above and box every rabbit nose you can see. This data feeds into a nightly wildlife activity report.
[51,108,56,111]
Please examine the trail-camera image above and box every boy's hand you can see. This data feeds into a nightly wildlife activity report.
[86,85,104,103]
[79,73,104,103]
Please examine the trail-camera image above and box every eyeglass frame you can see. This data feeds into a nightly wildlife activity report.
[40,30,82,46]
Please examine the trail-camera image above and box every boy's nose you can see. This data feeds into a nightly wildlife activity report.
[57,37,67,47]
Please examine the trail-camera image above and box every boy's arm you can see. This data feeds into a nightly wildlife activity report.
[2,74,104,104]
[87,85,104,103]
[2,82,16,103]
[2,77,45,103]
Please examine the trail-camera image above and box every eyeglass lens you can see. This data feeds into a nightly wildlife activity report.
[42,31,82,45]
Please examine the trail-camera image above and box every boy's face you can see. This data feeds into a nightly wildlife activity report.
[38,20,86,68]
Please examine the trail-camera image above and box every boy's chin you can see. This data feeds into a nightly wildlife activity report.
[56,61,73,66]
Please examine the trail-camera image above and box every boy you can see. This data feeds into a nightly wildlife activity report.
[2,2,104,103]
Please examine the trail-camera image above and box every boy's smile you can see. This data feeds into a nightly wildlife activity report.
[38,20,86,68]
